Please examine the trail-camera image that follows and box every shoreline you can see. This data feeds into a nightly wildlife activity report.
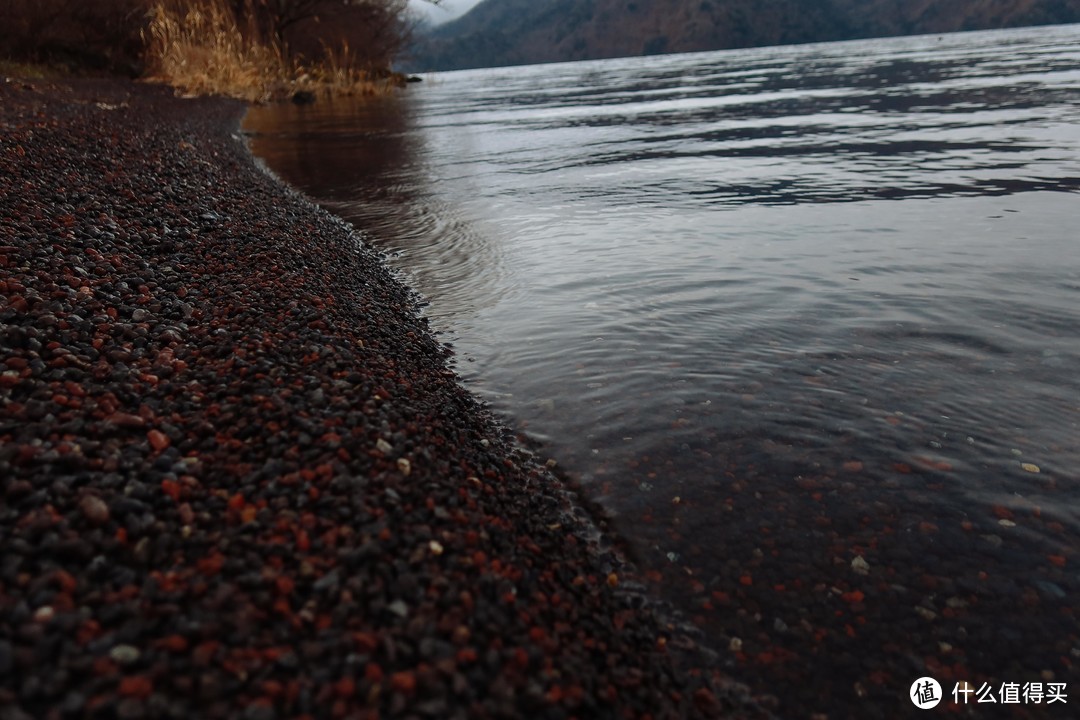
[0,77,767,718]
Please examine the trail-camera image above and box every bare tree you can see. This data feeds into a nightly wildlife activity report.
[254,0,325,45]
[226,0,432,68]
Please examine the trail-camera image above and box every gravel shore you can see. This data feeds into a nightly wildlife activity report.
[0,78,770,719]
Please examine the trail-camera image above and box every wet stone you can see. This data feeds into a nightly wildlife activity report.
[4,481,32,500]
[0,640,12,675]
[243,704,277,720]
[116,698,146,720]
[59,692,85,715]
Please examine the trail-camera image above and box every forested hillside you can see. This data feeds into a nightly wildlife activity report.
[406,0,1080,70]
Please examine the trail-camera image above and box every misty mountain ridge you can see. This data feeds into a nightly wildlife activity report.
[404,0,1080,71]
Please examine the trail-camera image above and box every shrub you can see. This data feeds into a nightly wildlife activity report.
[0,0,147,75]
[142,0,407,100]
[1,0,414,98]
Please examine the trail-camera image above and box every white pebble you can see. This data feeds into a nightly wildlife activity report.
[109,644,140,665]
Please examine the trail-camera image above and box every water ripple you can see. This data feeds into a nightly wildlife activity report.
[247,25,1080,718]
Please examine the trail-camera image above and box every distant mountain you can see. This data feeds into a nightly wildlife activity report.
[403,0,1080,71]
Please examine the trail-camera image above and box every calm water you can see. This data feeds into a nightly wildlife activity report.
[246,25,1080,718]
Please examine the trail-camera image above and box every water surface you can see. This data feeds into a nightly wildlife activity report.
[247,25,1080,718]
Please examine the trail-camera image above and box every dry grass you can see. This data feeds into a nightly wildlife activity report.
[142,0,403,102]
[0,59,63,80]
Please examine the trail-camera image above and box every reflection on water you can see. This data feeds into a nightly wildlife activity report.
[246,25,1080,719]
[247,96,514,322]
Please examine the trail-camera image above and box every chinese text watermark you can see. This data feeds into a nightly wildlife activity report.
[910,678,1067,709]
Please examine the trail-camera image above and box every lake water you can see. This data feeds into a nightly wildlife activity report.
[245,25,1080,718]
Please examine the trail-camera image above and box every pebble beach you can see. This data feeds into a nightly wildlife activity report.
[0,78,773,719]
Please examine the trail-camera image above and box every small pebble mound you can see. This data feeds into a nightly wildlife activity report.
[0,78,769,719]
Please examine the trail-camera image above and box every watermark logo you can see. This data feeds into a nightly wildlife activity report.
[911,677,943,709]
[910,678,1068,709]
[953,681,1068,705]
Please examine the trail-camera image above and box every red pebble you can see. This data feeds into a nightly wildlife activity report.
[157,634,188,653]
[92,657,117,676]
[334,677,355,697]
[77,619,102,645]
[352,633,378,653]
[192,641,219,666]
[147,429,170,451]
[842,590,865,604]
[390,671,416,693]
[54,569,78,593]
[110,412,144,428]
[197,553,224,576]
[118,676,153,698]
[161,479,181,501]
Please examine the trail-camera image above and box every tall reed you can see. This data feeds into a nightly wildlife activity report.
[142,0,401,101]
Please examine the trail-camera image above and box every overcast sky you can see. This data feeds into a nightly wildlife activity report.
[408,0,484,26]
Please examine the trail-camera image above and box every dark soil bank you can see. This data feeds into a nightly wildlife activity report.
[0,78,771,719]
